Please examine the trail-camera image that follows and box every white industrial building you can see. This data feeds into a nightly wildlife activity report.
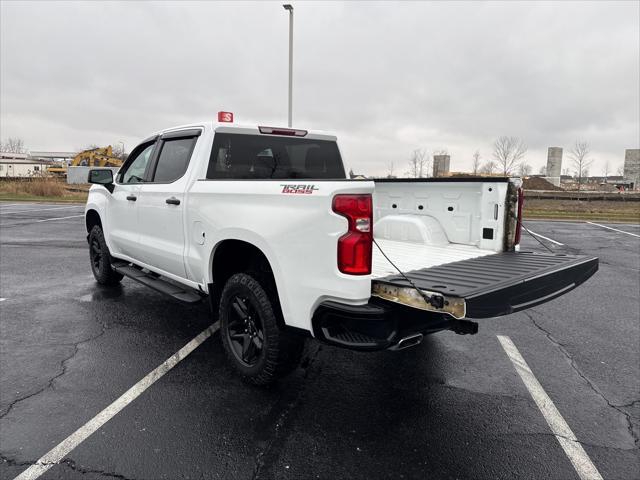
[0,153,50,177]
[29,151,77,163]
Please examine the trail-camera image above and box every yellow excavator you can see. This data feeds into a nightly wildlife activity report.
[47,146,124,176]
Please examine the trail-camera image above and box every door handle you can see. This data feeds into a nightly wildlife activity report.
[166,197,181,205]
[126,195,137,201]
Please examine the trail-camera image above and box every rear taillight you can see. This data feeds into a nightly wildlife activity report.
[332,194,373,275]
[514,187,524,245]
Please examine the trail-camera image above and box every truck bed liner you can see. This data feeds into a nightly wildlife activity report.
[374,251,598,318]
[372,238,495,278]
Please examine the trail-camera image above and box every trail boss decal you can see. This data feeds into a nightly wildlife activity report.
[281,184,319,194]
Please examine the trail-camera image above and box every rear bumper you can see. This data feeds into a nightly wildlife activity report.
[311,299,455,351]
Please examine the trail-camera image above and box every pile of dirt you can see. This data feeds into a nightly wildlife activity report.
[522,177,564,191]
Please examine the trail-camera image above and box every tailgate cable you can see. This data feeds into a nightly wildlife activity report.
[372,238,445,309]
[521,223,555,253]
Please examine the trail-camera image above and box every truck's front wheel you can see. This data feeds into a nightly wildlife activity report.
[219,273,304,385]
[88,225,123,286]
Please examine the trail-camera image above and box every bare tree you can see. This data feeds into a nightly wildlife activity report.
[386,161,396,178]
[480,160,498,174]
[471,150,481,174]
[562,168,571,176]
[1,137,26,153]
[518,163,532,177]
[602,160,610,180]
[492,136,527,175]
[539,165,547,175]
[423,152,432,177]
[406,149,427,178]
[616,165,625,176]
[111,143,128,161]
[569,140,593,190]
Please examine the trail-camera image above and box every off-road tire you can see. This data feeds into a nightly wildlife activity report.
[219,273,305,385]
[88,225,123,286]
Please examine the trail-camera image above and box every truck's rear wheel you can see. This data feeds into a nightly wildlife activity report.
[88,225,123,286]
[219,273,304,385]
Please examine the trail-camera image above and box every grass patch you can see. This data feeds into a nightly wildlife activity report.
[523,198,639,223]
[0,178,88,203]
[0,193,87,203]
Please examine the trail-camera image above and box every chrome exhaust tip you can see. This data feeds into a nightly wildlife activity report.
[390,333,423,351]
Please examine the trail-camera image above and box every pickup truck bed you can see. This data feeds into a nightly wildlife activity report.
[372,238,495,277]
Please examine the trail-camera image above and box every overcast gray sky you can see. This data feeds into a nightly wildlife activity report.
[1,1,638,176]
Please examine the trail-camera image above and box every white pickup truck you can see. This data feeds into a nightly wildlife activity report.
[85,116,598,384]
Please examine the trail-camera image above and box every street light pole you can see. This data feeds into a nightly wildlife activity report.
[283,4,293,127]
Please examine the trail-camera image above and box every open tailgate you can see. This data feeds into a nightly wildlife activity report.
[372,251,598,319]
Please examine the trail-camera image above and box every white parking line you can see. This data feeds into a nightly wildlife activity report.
[35,214,85,223]
[0,205,84,215]
[13,323,219,480]
[525,230,564,246]
[497,336,603,480]
[0,215,84,227]
[586,221,640,238]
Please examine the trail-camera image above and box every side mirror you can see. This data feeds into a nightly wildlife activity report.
[88,169,114,193]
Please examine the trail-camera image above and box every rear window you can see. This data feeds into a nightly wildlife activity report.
[152,137,196,183]
[206,133,345,179]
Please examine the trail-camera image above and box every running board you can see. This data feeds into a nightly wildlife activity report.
[112,262,203,304]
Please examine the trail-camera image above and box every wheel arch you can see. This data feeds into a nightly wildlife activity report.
[85,209,102,232]
[210,239,286,327]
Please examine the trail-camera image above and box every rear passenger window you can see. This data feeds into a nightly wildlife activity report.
[152,137,197,183]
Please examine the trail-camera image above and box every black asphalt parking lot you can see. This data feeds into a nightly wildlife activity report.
[1,202,638,480]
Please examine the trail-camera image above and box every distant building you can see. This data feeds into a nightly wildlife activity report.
[0,153,50,177]
[543,147,563,186]
[623,149,640,189]
[588,175,624,184]
[29,151,77,163]
[433,155,450,177]
[546,147,563,176]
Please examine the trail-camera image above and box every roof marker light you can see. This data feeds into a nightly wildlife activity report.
[218,111,234,123]
[259,126,307,137]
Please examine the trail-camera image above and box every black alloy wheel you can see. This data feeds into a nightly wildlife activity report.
[226,294,265,366]
[219,273,305,385]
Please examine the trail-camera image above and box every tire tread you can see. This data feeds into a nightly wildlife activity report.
[220,273,304,385]
[89,225,123,286]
